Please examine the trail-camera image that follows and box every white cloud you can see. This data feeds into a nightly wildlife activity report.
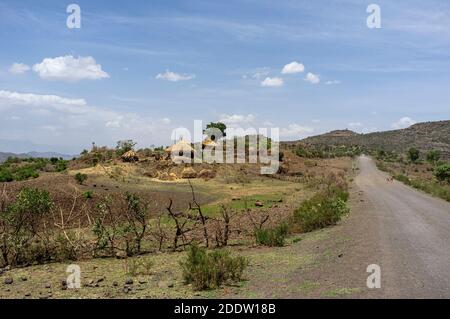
[156,70,195,82]
[0,90,87,114]
[280,124,314,138]
[32,55,110,81]
[305,72,320,84]
[9,63,30,75]
[219,114,255,125]
[391,117,416,129]
[348,122,363,127]
[325,80,341,85]
[281,61,305,74]
[261,77,284,87]
[0,90,173,151]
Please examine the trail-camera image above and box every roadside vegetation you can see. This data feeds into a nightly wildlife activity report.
[375,148,450,201]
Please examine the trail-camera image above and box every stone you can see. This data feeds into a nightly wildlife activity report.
[113,281,119,287]
[4,277,13,285]
[20,276,28,282]
[158,280,174,289]
[44,283,51,289]
[125,278,134,285]
[115,251,127,259]
[255,201,264,207]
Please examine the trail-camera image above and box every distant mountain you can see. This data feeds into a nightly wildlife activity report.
[289,120,450,158]
[0,151,74,163]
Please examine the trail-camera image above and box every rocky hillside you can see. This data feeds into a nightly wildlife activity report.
[293,120,450,158]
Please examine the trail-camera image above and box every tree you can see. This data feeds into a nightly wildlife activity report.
[407,148,420,163]
[116,140,137,156]
[204,122,227,139]
[426,150,441,164]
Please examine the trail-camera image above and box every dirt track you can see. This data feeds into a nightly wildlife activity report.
[351,155,450,298]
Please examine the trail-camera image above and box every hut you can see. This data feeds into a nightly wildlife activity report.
[202,138,218,149]
[121,150,139,162]
[165,139,195,161]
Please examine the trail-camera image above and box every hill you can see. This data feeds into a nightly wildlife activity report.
[0,151,74,163]
[292,120,450,158]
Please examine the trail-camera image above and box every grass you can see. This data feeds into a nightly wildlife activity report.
[323,287,361,297]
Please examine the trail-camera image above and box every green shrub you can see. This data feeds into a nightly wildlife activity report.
[180,245,248,291]
[255,223,288,247]
[407,148,420,163]
[83,191,94,199]
[294,194,349,233]
[75,173,88,185]
[0,169,13,182]
[394,174,411,185]
[434,164,450,183]
[426,150,441,164]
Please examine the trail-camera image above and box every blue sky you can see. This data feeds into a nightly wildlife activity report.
[0,0,449,154]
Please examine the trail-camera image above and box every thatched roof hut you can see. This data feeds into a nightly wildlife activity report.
[121,150,139,162]
[165,139,195,155]
[202,138,218,148]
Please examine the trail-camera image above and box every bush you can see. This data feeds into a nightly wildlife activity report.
[75,173,88,185]
[0,188,53,266]
[0,169,13,182]
[255,223,288,247]
[434,164,450,183]
[180,245,248,291]
[426,150,441,164]
[294,193,349,233]
[407,148,420,163]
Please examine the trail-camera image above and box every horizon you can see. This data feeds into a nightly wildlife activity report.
[1,0,450,154]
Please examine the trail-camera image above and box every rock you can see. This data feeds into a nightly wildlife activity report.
[181,167,197,179]
[232,197,241,201]
[20,276,28,282]
[113,281,119,287]
[44,283,51,289]
[123,286,131,294]
[4,277,13,285]
[115,251,127,259]
[255,201,264,207]
[24,293,31,297]
[96,277,105,283]
[338,253,344,258]
[138,279,147,285]
[125,278,134,285]
[158,281,174,289]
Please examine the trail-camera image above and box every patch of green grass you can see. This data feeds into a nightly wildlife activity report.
[323,287,361,297]
[298,281,320,293]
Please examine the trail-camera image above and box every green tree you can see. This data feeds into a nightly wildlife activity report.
[407,148,420,163]
[204,122,227,139]
[426,150,441,164]
[116,140,137,156]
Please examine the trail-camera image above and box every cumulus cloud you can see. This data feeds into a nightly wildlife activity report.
[391,117,416,129]
[0,90,173,152]
[0,90,87,114]
[32,55,110,81]
[9,63,30,75]
[261,77,284,87]
[305,72,320,84]
[156,70,195,82]
[219,114,255,125]
[280,124,314,138]
[281,61,305,74]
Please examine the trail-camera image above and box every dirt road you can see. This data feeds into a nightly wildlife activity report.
[351,155,450,298]
[230,155,450,298]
